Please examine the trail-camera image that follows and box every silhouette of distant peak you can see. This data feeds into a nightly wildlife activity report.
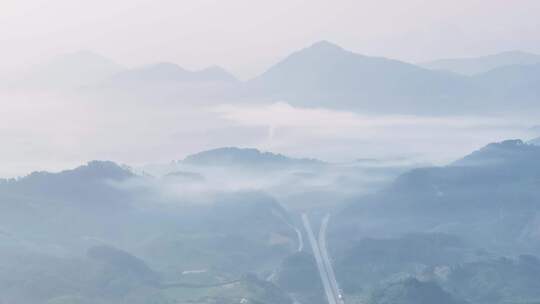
[108,62,237,83]
[200,65,227,72]
[306,40,345,52]
[197,65,238,82]
[183,147,323,168]
[141,62,187,72]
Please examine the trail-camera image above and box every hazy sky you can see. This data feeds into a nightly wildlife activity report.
[1,0,540,177]
[2,0,540,78]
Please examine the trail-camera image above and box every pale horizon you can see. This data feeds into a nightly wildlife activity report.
[2,0,540,79]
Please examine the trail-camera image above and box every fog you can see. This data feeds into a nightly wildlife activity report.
[3,2,540,303]
[0,86,534,177]
[2,0,540,176]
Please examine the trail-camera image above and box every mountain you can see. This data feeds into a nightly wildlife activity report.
[0,160,143,261]
[329,140,540,303]
[182,147,324,168]
[442,255,540,304]
[421,51,540,75]
[335,233,467,292]
[453,139,540,167]
[0,161,136,232]
[248,41,477,114]
[11,44,540,115]
[247,43,540,114]
[0,160,134,201]
[87,244,160,286]
[197,65,239,82]
[334,139,540,252]
[472,63,540,104]
[0,161,298,304]
[106,62,238,85]
[19,50,125,88]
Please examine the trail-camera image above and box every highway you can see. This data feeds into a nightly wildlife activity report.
[302,213,344,304]
[319,214,344,304]
[302,214,336,304]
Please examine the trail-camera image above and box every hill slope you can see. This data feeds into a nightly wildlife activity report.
[331,140,540,302]
[335,139,540,252]
[248,41,476,114]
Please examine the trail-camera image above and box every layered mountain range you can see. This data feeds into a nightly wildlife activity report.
[8,42,540,115]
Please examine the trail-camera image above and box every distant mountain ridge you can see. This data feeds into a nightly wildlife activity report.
[247,41,540,114]
[326,138,540,303]
[107,62,238,85]
[0,161,134,205]
[13,52,238,90]
[2,160,133,183]
[182,147,324,168]
[335,138,540,250]
[9,43,540,115]
[421,50,540,75]
[471,63,540,102]
[452,139,540,167]
[247,41,477,114]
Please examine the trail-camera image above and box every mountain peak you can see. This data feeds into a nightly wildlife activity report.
[27,160,134,181]
[198,65,238,82]
[144,62,187,72]
[308,40,344,51]
[250,40,471,114]
[453,139,540,167]
[182,147,323,168]
[297,40,348,57]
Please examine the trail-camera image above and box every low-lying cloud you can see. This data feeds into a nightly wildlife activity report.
[212,102,535,164]
[0,87,536,177]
